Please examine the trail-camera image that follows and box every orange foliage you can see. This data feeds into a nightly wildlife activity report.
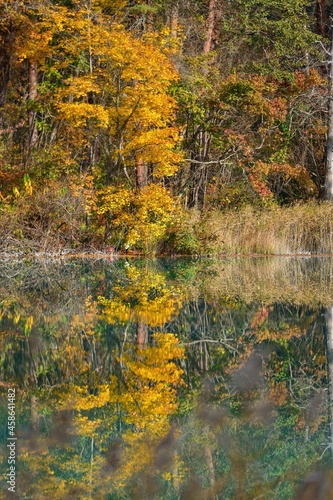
[249,161,317,200]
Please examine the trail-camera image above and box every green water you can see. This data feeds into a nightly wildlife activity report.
[0,257,332,499]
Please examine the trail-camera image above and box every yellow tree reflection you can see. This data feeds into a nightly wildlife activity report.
[55,332,185,495]
[98,263,184,329]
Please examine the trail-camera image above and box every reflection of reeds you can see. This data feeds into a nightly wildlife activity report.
[204,203,333,256]
[197,257,333,306]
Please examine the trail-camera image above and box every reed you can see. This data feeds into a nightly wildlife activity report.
[195,256,333,306]
[201,202,333,256]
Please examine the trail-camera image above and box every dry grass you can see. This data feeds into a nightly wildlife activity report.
[202,202,333,256]
[196,256,333,306]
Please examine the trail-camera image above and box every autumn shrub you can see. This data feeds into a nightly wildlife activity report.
[205,162,317,211]
[163,224,199,255]
[0,179,91,253]
[206,177,260,210]
[162,209,201,255]
[86,183,185,254]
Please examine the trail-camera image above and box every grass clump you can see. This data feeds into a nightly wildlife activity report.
[201,202,333,255]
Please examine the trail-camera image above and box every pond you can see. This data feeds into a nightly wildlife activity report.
[0,257,333,499]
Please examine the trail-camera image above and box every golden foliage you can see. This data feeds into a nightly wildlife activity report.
[88,184,182,252]
[110,333,185,485]
[51,8,182,176]
[99,263,184,325]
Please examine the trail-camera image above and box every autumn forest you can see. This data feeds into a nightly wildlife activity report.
[1,0,333,255]
[3,3,333,497]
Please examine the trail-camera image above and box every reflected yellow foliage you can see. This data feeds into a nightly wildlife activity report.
[70,384,111,411]
[53,331,185,491]
[1,259,328,498]
[109,333,185,487]
[99,263,185,326]
[70,297,99,336]
[0,298,34,335]
[253,325,306,343]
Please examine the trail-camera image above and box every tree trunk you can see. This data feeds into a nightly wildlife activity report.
[136,157,148,188]
[170,2,179,38]
[325,306,333,461]
[28,60,38,150]
[0,25,14,108]
[203,0,217,54]
[325,24,333,199]
[30,395,39,431]
[204,425,215,486]
[316,0,326,36]
[187,0,221,208]
[188,132,210,209]
[137,321,148,348]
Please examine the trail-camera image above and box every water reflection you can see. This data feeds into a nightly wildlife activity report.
[0,258,332,498]
[326,307,333,466]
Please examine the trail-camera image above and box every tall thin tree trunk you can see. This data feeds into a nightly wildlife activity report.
[325,29,333,198]
[0,25,14,109]
[316,0,326,36]
[28,60,38,150]
[203,0,217,54]
[204,425,215,486]
[325,20,333,198]
[137,321,148,348]
[188,0,221,209]
[30,395,39,431]
[170,2,179,38]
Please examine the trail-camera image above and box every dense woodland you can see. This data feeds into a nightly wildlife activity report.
[1,0,333,254]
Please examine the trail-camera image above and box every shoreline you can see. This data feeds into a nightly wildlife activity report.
[1,249,333,260]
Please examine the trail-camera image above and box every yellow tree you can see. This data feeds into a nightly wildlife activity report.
[50,0,182,183]
[0,0,57,160]
[35,0,184,249]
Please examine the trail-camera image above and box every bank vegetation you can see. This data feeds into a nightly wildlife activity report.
[1,1,333,256]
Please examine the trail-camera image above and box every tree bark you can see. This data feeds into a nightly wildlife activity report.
[170,2,179,38]
[325,25,333,199]
[0,24,14,108]
[28,60,38,150]
[30,395,39,431]
[203,0,218,54]
[136,157,148,188]
[204,425,215,486]
[187,0,222,208]
[137,321,148,348]
[316,0,326,36]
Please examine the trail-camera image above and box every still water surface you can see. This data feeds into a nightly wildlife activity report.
[1,257,333,499]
